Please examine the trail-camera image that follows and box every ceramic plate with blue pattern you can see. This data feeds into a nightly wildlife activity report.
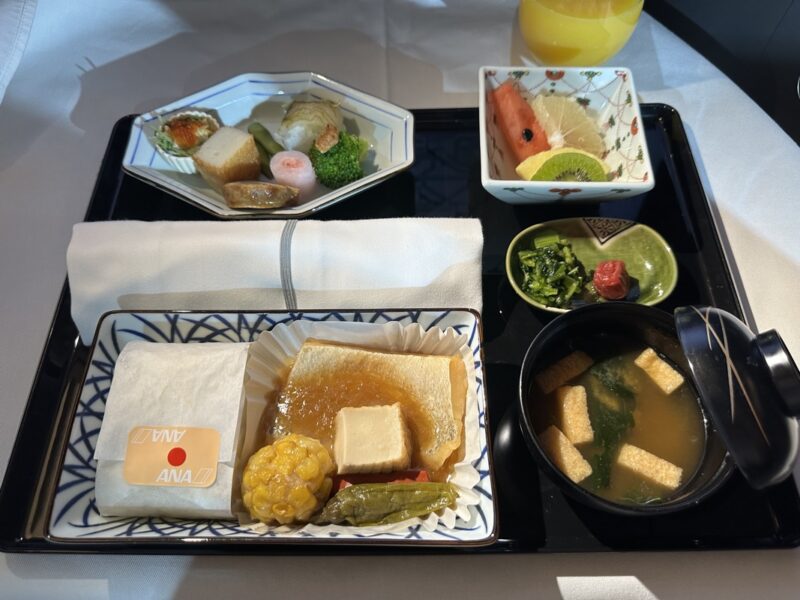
[48,309,496,547]
[122,72,414,219]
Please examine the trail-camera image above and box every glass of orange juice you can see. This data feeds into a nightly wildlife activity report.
[519,0,644,66]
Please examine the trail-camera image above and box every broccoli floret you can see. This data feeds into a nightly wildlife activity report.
[308,131,368,189]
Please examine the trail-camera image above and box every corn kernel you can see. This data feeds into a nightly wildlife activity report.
[241,434,335,525]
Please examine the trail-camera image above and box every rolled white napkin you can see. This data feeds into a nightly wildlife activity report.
[67,218,484,344]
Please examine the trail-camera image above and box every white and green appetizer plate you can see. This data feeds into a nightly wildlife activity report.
[123,72,414,219]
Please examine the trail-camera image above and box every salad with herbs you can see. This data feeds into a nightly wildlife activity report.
[517,231,593,308]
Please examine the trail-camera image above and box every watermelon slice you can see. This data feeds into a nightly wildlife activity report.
[492,80,550,164]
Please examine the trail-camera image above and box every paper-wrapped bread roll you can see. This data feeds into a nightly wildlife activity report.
[93,341,250,519]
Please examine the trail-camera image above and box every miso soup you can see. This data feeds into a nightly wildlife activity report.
[534,345,705,505]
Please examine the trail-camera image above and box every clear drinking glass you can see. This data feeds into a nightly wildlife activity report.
[519,0,644,66]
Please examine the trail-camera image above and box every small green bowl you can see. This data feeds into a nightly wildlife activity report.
[505,217,678,313]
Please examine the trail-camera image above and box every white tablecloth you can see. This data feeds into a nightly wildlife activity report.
[2,1,800,598]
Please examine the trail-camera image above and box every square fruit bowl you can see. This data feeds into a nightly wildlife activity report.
[479,66,654,204]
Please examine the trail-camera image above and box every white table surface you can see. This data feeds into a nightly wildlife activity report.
[2,1,800,598]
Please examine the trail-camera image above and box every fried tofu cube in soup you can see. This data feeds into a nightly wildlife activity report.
[536,351,594,395]
[556,385,594,445]
[634,347,684,394]
[539,425,593,483]
[616,443,683,490]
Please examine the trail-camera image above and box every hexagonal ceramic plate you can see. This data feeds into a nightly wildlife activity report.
[122,72,414,219]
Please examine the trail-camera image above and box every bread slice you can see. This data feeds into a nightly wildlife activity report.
[283,340,467,472]
[192,127,260,193]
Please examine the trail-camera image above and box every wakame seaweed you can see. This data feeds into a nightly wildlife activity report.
[586,361,636,490]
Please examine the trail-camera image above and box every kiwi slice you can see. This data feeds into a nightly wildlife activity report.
[516,148,609,182]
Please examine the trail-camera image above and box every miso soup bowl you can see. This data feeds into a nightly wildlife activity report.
[518,302,735,516]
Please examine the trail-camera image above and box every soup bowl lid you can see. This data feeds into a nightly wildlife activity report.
[674,306,800,489]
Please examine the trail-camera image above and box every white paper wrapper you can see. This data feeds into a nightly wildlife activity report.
[241,320,482,534]
[94,341,251,520]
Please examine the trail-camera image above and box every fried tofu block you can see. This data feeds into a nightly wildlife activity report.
[634,348,684,394]
[539,425,593,483]
[617,443,683,490]
[556,385,594,445]
[536,351,594,395]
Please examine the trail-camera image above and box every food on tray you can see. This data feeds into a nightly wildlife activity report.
[334,404,411,475]
[516,147,608,182]
[93,341,251,520]
[634,347,685,394]
[593,259,630,300]
[277,99,344,154]
[491,77,615,183]
[492,80,550,164]
[616,443,683,491]
[154,111,219,157]
[247,122,285,178]
[517,232,641,308]
[533,346,704,505]
[530,94,605,158]
[269,150,317,197]
[539,425,593,483]
[517,231,591,309]
[222,181,299,209]
[151,94,375,209]
[315,482,458,526]
[192,127,261,193]
[555,385,594,445]
[241,433,335,525]
[270,340,467,475]
[308,127,369,189]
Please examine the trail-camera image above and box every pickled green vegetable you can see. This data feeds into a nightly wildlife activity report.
[518,233,591,308]
[248,122,284,177]
[315,482,458,526]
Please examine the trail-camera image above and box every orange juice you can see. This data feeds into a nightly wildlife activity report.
[519,0,643,66]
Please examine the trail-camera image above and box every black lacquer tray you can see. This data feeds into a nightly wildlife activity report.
[2,106,800,554]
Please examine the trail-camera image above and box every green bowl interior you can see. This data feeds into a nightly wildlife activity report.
[505,219,678,312]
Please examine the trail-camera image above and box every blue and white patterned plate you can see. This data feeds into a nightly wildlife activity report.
[48,309,496,546]
[122,72,414,219]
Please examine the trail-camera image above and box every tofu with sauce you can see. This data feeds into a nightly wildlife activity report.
[333,404,411,475]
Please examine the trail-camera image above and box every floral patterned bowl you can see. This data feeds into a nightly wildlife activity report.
[478,66,654,203]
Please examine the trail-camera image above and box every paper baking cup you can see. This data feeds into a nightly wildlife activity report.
[241,320,482,534]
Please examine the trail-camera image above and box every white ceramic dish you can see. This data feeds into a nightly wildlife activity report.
[123,72,415,219]
[479,66,654,203]
[48,309,496,547]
